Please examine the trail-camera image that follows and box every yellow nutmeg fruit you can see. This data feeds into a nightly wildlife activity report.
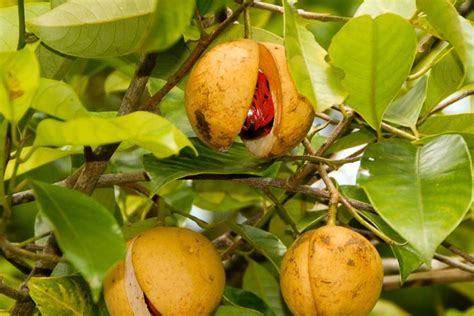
[185,39,314,158]
[280,225,383,316]
[104,227,225,316]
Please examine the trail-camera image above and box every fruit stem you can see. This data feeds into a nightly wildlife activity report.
[244,4,252,39]
[318,166,339,226]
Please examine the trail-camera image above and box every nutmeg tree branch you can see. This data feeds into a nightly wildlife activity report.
[383,268,474,291]
[236,0,350,22]
[442,241,474,264]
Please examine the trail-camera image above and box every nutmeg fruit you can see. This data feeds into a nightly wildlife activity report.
[185,39,314,158]
[104,227,225,316]
[280,225,383,316]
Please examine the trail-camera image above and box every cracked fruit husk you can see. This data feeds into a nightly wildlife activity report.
[185,39,314,158]
[103,227,225,316]
[280,225,383,316]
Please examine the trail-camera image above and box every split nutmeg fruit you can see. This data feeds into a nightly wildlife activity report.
[280,225,384,316]
[104,227,225,316]
[185,39,314,158]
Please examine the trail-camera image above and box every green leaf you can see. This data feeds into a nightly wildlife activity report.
[121,217,158,241]
[193,180,261,212]
[0,120,8,204]
[370,300,410,316]
[223,286,275,316]
[34,111,195,158]
[384,76,428,128]
[420,50,464,117]
[358,135,472,262]
[4,146,81,180]
[419,113,474,138]
[360,211,423,282]
[30,181,126,300]
[417,0,474,83]
[214,305,263,316]
[215,24,283,45]
[295,211,327,232]
[28,275,95,316]
[243,260,286,316]
[139,0,194,52]
[356,0,416,18]
[283,0,346,112]
[232,224,287,272]
[31,78,89,120]
[35,43,75,80]
[27,0,154,57]
[328,14,417,130]
[0,47,40,122]
[0,3,50,52]
[143,138,276,191]
[326,128,376,154]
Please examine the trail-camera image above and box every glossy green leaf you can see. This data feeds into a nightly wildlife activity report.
[139,0,194,52]
[358,135,472,262]
[283,0,346,112]
[34,111,194,159]
[121,218,158,241]
[0,3,50,52]
[212,24,283,46]
[28,276,94,316]
[328,14,417,130]
[243,260,286,316]
[0,47,40,122]
[143,138,276,192]
[419,113,474,138]
[30,181,126,300]
[232,224,287,272]
[421,50,464,117]
[31,78,89,120]
[4,146,81,180]
[223,286,275,316]
[295,211,327,232]
[384,76,428,127]
[214,306,263,316]
[326,128,376,154]
[417,0,474,83]
[105,70,130,95]
[355,0,416,18]
[27,0,154,57]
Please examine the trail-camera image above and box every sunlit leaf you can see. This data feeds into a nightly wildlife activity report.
[139,0,194,52]
[283,0,346,112]
[358,135,472,262]
[417,0,474,83]
[384,76,428,127]
[328,14,416,130]
[31,78,89,120]
[35,43,75,80]
[4,146,81,180]
[420,50,464,117]
[29,276,94,315]
[34,111,195,159]
[0,3,49,52]
[27,0,154,57]
[31,181,126,300]
[0,47,39,122]
[356,0,416,18]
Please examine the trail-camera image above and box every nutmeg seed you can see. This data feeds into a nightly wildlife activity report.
[280,225,384,316]
[185,39,314,158]
[104,227,225,316]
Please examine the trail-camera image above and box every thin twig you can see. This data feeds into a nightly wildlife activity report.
[281,154,361,169]
[237,0,350,22]
[430,88,474,115]
[261,188,298,233]
[381,122,418,141]
[433,253,474,274]
[442,241,474,264]
[383,268,474,291]
[0,280,28,301]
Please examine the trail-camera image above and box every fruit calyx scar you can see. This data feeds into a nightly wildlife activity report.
[240,69,275,140]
